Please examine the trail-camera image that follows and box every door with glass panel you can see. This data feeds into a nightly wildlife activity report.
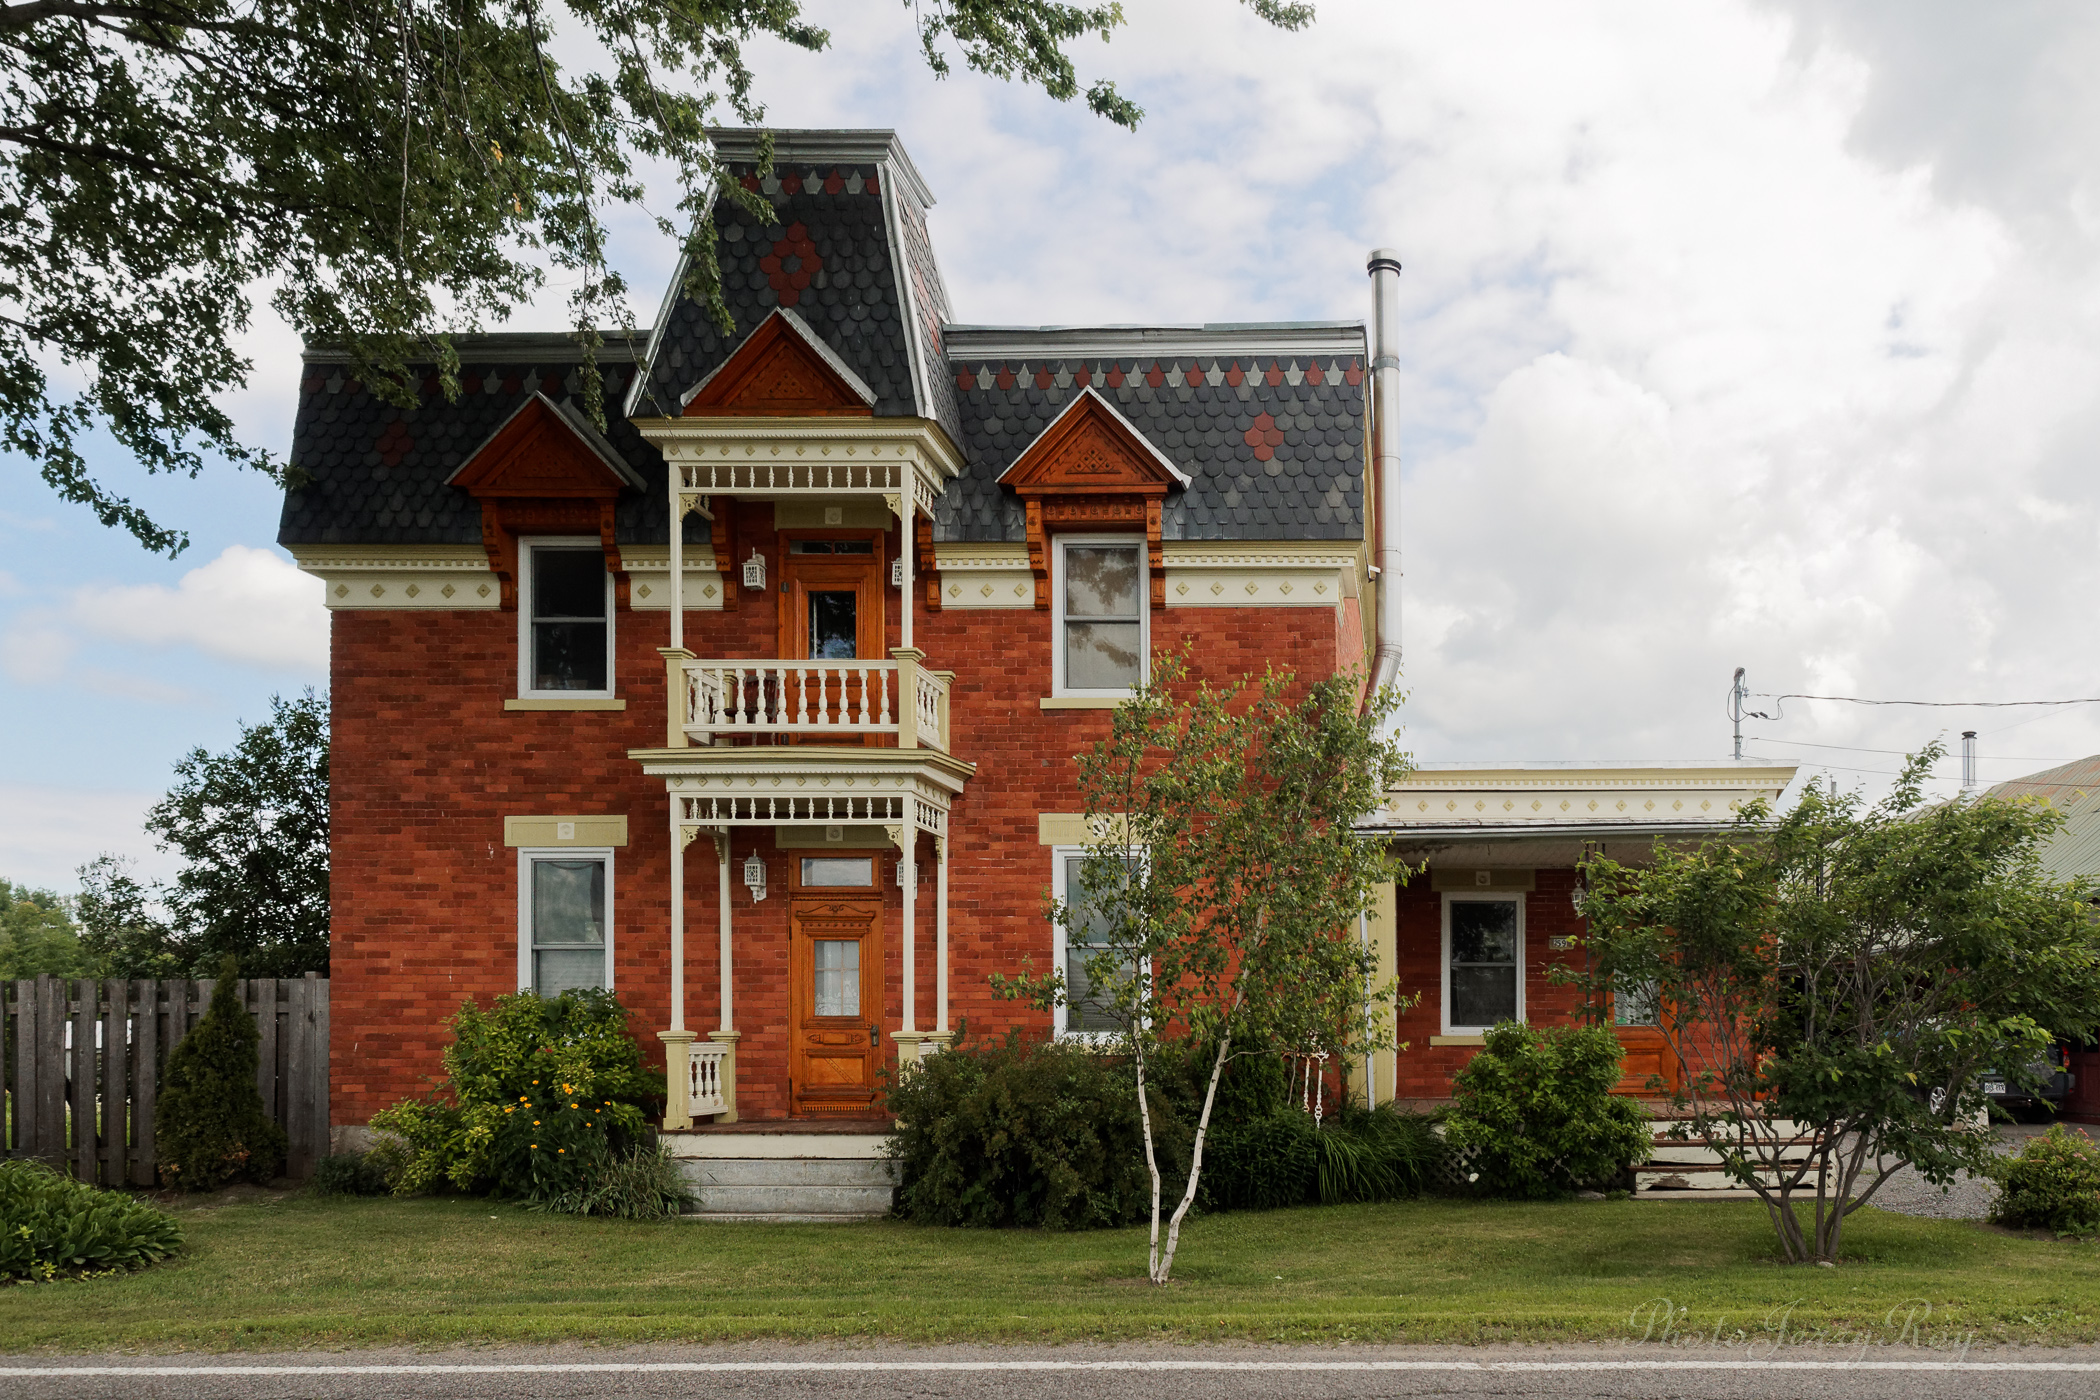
[1610,980,1679,1094]
[787,854,884,1116]
[776,535,885,740]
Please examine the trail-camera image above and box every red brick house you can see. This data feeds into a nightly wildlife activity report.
[282,129,1385,1143]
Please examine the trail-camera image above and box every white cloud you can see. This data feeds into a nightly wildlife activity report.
[66,545,327,675]
[0,783,172,893]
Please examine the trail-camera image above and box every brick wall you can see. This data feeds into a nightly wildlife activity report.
[329,503,1360,1124]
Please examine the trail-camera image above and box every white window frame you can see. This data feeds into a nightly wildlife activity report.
[518,536,616,700]
[516,846,616,995]
[1441,892,1524,1035]
[1051,534,1150,698]
[1050,844,1149,1042]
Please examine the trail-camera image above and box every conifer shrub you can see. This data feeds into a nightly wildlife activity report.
[368,988,673,1214]
[0,1161,185,1281]
[156,956,286,1191]
[1990,1125,2100,1236]
[1444,1021,1651,1198]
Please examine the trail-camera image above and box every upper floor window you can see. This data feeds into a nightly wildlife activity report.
[1054,536,1147,696]
[520,538,612,697]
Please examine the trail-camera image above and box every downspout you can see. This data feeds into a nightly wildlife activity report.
[1366,250,1404,700]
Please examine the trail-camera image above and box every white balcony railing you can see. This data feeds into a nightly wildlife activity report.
[688,1041,729,1118]
[678,653,950,752]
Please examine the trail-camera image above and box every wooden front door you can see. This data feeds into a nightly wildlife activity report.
[788,856,884,1117]
[1610,983,1680,1095]
[777,533,884,662]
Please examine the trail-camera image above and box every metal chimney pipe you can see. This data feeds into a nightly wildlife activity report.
[1367,249,1404,698]
[1962,731,1978,794]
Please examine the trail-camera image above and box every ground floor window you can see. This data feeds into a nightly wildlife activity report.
[1052,847,1140,1038]
[1443,893,1522,1033]
[518,848,613,995]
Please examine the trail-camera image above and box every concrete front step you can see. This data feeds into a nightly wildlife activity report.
[666,1128,896,1221]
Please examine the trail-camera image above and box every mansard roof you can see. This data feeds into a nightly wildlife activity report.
[276,335,690,548]
[629,129,963,449]
[935,323,1367,545]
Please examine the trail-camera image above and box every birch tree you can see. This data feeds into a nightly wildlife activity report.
[1001,657,1407,1283]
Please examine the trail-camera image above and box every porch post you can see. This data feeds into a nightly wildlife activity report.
[931,834,951,1050]
[709,830,739,1122]
[658,798,694,1131]
[900,495,914,652]
[892,823,923,1066]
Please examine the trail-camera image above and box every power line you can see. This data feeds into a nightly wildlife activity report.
[1755,692,2100,709]
[1747,735,2073,762]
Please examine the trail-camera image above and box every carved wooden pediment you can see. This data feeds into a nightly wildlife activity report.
[683,309,877,418]
[996,388,1190,499]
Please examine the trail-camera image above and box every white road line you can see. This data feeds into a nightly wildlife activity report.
[0,1361,2093,1376]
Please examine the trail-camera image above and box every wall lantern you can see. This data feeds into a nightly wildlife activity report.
[743,851,768,902]
[890,557,904,588]
[896,854,916,891]
[742,549,767,591]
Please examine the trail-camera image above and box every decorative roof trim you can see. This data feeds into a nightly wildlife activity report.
[444,392,646,492]
[626,184,721,419]
[945,322,1367,360]
[301,335,644,367]
[678,307,878,410]
[881,172,939,431]
[996,387,1193,489]
[706,127,938,210]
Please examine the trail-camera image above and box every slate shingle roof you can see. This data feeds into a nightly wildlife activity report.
[276,337,695,547]
[935,340,1367,544]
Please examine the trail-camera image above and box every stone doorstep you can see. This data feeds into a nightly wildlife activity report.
[666,1132,894,1160]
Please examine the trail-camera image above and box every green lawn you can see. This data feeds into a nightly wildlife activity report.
[4,1194,2097,1352]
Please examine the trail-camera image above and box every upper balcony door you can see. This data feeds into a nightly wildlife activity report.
[778,532,885,663]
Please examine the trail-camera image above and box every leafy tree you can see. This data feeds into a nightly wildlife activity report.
[1574,743,2100,1264]
[0,878,99,978]
[145,690,330,977]
[998,656,1407,1283]
[156,954,288,1190]
[2,0,1314,555]
[74,854,183,978]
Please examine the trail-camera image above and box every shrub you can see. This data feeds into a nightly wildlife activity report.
[368,988,665,1205]
[309,1151,393,1198]
[529,1141,696,1220]
[1990,1125,2100,1236]
[155,956,286,1191]
[1201,1110,1319,1210]
[1445,1021,1651,1198]
[886,1027,1160,1229]
[0,1161,185,1280]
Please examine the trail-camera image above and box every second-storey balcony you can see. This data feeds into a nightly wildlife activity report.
[666,651,953,753]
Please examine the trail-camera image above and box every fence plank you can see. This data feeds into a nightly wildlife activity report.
[100,978,125,1188]
[284,978,312,1177]
[314,976,330,1163]
[251,979,279,1127]
[70,979,96,1184]
[131,979,157,1186]
[8,982,29,1158]
[34,978,63,1162]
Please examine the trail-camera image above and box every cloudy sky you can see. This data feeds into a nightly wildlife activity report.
[5,0,2099,891]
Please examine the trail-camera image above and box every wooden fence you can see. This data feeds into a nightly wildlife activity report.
[1,976,329,1185]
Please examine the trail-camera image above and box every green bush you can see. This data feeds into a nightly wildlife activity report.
[1445,1021,1651,1198]
[1201,1109,1318,1210]
[886,1028,1161,1229]
[368,988,666,1207]
[1991,1125,2100,1236]
[309,1151,393,1197]
[529,1141,696,1220]
[155,956,287,1191]
[0,1161,184,1280]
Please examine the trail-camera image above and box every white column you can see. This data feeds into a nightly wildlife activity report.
[669,466,685,653]
[900,497,913,652]
[716,832,732,1034]
[901,830,917,1034]
[669,804,686,1033]
[935,835,950,1037]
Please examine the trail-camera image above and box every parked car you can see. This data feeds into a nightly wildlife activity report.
[1979,1044,2074,1115]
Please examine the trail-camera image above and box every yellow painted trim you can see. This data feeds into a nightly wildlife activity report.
[504,815,630,847]
[505,698,628,711]
[1429,1035,1486,1047]
[1038,813,1131,846]
[1040,696,1123,710]
[1429,867,1538,893]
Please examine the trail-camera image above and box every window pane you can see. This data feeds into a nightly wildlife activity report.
[1614,980,1660,1027]
[534,947,605,997]
[533,620,608,690]
[1451,965,1517,1028]
[533,549,605,620]
[801,857,873,887]
[1064,545,1140,618]
[809,590,858,659]
[533,860,604,945]
[1450,901,1518,964]
[1065,621,1143,690]
[1063,854,1135,1032]
[814,939,860,1016]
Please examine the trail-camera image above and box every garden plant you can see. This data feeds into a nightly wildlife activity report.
[0,1160,184,1281]
[156,955,287,1191]
[1444,1021,1650,1198]
[1991,1124,2100,1237]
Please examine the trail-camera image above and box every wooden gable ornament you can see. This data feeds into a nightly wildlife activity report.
[447,393,646,610]
[997,388,1192,609]
[681,308,877,418]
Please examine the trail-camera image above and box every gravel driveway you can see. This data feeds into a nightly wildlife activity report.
[1864,1123,2055,1221]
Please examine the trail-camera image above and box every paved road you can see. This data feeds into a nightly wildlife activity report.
[5,1345,2098,1400]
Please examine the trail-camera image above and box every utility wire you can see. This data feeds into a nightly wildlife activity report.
[1746,735,2072,762]
[1754,692,2100,709]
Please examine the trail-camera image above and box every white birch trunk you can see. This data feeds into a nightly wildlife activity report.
[1152,1032,1230,1285]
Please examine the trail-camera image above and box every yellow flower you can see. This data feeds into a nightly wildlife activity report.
[569,1103,578,1109]
[558,1148,565,1153]
[533,1120,540,1126]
